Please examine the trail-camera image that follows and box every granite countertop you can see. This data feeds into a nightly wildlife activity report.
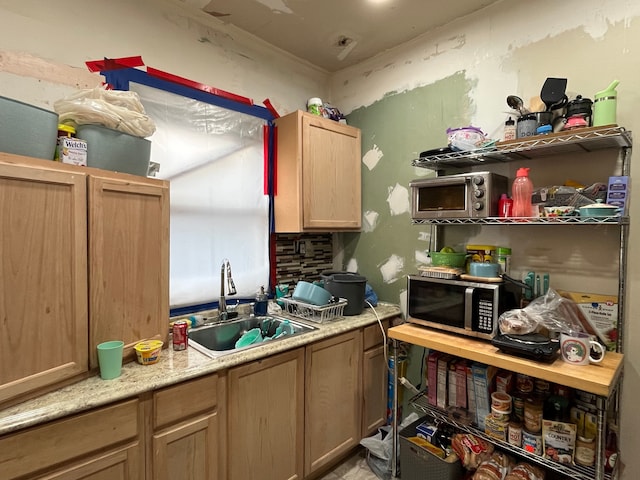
[0,302,401,436]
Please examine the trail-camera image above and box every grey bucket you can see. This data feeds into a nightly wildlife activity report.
[321,271,367,316]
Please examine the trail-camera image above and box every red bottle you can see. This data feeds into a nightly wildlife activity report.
[512,168,533,217]
[498,193,513,218]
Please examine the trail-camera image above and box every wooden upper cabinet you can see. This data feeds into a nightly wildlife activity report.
[88,175,169,368]
[0,158,89,405]
[274,110,362,232]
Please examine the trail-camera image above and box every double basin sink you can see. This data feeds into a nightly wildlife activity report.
[188,314,316,358]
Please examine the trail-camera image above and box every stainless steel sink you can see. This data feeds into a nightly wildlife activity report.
[188,315,316,357]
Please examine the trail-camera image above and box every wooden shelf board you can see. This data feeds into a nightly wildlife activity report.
[389,323,623,398]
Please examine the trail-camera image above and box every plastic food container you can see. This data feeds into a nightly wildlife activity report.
[292,281,332,306]
[428,252,468,268]
[134,340,164,365]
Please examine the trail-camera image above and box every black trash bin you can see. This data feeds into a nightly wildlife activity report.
[321,271,367,316]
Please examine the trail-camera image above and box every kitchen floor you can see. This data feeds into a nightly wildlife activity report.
[320,448,392,480]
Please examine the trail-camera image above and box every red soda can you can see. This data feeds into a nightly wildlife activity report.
[172,320,188,351]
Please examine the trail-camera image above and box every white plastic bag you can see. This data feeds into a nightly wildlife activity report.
[360,412,420,480]
[54,85,156,138]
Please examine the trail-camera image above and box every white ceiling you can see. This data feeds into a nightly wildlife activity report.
[187,0,501,72]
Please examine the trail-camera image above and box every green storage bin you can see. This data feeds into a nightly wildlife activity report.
[0,95,59,160]
[76,124,151,176]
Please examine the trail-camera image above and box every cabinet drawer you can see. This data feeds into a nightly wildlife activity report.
[0,399,139,479]
[363,321,388,351]
[154,374,218,430]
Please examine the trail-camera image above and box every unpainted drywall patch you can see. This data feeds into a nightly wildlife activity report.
[415,249,430,265]
[379,254,404,284]
[363,144,384,171]
[363,210,380,232]
[346,258,358,273]
[386,183,410,216]
[0,51,101,89]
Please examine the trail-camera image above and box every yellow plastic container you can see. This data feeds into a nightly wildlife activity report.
[466,244,496,264]
[134,340,164,365]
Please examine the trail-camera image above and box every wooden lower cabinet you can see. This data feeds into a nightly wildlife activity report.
[362,321,389,437]
[227,348,305,480]
[305,330,363,476]
[0,399,144,480]
[151,374,223,480]
[35,444,142,480]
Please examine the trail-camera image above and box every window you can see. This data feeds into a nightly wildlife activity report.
[102,67,275,312]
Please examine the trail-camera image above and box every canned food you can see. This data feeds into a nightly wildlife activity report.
[508,421,523,447]
[172,320,188,351]
[522,428,543,455]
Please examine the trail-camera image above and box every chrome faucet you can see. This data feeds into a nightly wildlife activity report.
[219,258,237,321]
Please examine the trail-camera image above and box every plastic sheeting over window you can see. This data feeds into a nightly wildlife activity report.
[130,83,269,308]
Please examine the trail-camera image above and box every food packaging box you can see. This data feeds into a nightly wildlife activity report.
[57,136,88,166]
[542,420,577,464]
[606,176,629,214]
[447,360,458,408]
[472,363,498,430]
[437,355,453,409]
[0,95,59,160]
[495,370,513,394]
[455,361,468,409]
[557,290,618,350]
[427,351,441,406]
[76,124,151,176]
[466,365,476,419]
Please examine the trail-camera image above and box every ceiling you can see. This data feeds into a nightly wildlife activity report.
[190,0,501,72]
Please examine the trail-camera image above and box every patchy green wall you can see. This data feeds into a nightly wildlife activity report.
[339,73,474,306]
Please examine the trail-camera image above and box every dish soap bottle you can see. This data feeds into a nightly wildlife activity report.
[254,286,268,316]
[512,167,533,217]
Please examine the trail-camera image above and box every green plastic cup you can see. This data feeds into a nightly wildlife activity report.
[97,340,124,380]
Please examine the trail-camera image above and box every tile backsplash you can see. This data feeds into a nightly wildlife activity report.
[274,233,334,288]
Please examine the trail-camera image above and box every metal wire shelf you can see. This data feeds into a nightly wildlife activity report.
[411,216,630,226]
[409,392,617,480]
[412,126,632,169]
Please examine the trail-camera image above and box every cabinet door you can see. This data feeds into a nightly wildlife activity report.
[0,160,88,405]
[301,114,361,230]
[88,175,169,368]
[362,344,388,437]
[0,399,140,479]
[152,412,219,480]
[362,321,389,436]
[36,443,143,480]
[305,330,362,476]
[274,110,361,232]
[227,348,305,480]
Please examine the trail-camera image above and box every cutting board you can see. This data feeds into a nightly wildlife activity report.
[459,274,503,283]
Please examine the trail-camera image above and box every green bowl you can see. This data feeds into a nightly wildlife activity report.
[428,252,468,268]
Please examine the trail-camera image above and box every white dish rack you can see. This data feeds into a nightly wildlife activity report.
[281,297,347,323]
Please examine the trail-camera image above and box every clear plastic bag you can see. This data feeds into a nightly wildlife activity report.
[53,85,156,138]
[360,412,420,480]
[498,288,584,336]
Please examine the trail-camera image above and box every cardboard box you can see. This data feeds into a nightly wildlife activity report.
[557,290,618,350]
[472,363,498,430]
[437,355,452,409]
[455,361,468,409]
[427,351,440,407]
[447,360,458,408]
[606,176,629,214]
[466,365,476,420]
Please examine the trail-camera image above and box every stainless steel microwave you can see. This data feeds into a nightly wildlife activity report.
[410,171,508,220]
[407,275,509,340]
